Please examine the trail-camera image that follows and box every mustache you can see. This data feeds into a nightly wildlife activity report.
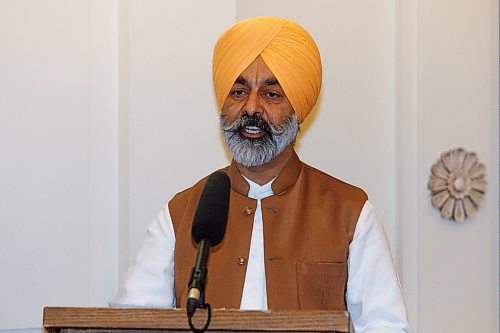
[220,114,287,136]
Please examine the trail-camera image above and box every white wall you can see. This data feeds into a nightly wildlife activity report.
[0,0,118,328]
[0,0,497,331]
[413,0,499,332]
[397,0,499,332]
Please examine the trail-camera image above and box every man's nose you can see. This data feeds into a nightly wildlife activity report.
[244,91,261,117]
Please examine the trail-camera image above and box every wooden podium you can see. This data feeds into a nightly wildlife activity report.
[43,307,351,332]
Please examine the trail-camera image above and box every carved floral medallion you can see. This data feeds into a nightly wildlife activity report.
[428,148,487,222]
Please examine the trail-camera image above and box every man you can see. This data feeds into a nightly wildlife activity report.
[116,16,412,333]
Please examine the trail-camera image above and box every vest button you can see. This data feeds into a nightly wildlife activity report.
[243,207,253,215]
[237,256,247,265]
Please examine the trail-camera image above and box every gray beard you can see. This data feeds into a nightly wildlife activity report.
[220,113,299,167]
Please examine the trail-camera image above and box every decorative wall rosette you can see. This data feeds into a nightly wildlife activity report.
[428,148,487,222]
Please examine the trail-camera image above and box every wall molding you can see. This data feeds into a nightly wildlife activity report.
[88,0,119,304]
[489,0,499,331]
[117,0,131,281]
[395,0,419,330]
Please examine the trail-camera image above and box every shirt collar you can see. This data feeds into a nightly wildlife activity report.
[243,175,274,200]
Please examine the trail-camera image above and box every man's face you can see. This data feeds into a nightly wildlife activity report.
[220,56,299,167]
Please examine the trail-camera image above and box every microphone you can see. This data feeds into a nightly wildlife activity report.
[186,170,230,317]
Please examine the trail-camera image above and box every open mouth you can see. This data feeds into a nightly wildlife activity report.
[241,125,266,139]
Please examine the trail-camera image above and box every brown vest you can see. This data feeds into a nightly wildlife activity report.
[169,151,367,310]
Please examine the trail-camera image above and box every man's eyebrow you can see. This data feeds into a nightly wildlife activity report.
[234,76,247,85]
[264,78,280,86]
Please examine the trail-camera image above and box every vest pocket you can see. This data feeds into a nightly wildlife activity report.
[296,261,347,310]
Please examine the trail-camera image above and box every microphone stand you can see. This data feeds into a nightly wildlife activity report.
[186,238,212,333]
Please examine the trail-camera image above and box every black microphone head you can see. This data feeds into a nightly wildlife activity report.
[191,170,230,246]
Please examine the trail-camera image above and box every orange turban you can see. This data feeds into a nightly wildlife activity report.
[213,16,322,124]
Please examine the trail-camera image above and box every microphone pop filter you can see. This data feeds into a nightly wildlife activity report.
[191,170,230,246]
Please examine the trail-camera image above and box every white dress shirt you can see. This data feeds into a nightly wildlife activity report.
[115,178,412,333]
[239,176,273,310]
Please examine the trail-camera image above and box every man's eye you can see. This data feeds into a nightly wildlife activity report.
[231,90,247,98]
[265,91,280,99]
